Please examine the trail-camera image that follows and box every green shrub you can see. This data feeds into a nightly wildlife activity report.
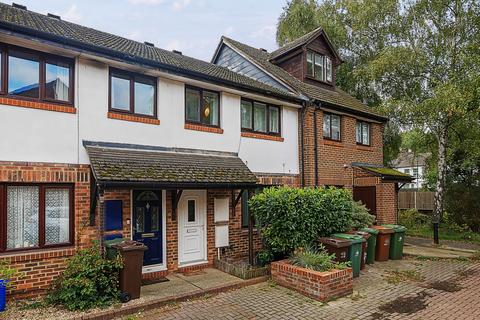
[349,201,376,229]
[0,260,20,287]
[290,245,349,272]
[399,209,430,229]
[46,244,123,311]
[249,186,354,261]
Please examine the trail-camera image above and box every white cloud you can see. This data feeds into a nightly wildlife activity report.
[128,0,166,4]
[172,0,191,11]
[250,25,276,40]
[63,4,82,24]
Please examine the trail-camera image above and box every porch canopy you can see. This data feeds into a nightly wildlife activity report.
[84,141,258,189]
[352,162,414,183]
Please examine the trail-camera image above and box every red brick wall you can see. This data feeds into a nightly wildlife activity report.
[0,162,95,298]
[271,260,353,301]
[376,183,397,224]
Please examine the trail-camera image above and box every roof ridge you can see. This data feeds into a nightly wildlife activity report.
[0,3,299,102]
[269,27,323,59]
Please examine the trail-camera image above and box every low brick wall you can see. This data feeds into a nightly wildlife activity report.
[271,260,353,301]
[214,258,270,280]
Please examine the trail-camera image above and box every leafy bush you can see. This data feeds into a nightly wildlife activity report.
[249,186,354,261]
[0,260,20,287]
[290,246,349,272]
[46,244,123,311]
[399,209,430,229]
[349,201,375,229]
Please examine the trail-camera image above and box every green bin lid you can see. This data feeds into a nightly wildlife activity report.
[331,233,365,244]
[382,224,407,232]
[360,227,379,235]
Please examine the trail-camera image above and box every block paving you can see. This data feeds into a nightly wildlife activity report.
[135,258,480,320]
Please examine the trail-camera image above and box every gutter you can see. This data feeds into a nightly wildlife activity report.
[97,180,259,190]
[0,23,303,105]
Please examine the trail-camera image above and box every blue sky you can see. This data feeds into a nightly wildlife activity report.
[1,0,288,61]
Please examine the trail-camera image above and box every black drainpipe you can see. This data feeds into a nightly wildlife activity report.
[300,102,306,187]
[313,104,319,187]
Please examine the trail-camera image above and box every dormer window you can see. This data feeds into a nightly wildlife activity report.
[306,51,332,83]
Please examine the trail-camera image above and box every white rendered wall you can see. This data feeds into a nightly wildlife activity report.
[0,56,299,175]
[0,104,78,163]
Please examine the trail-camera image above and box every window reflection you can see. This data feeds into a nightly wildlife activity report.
[134,81,154,116]
[45,62,70,102]
[8,53,40,98]
[111,75,130,111]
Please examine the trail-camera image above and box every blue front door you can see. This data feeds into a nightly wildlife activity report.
[133,190,162,266]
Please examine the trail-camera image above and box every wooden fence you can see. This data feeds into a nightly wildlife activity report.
[398,191,434,211]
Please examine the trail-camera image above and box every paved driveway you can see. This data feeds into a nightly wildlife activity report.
[133,258,480,320]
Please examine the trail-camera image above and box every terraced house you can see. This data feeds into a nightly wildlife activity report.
[0,3,411,298]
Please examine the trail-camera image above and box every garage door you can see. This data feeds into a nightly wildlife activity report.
[353,186,377,215]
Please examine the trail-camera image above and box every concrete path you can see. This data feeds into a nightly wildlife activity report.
[134,259,480,320]
[406,236,480,252]
[141,268,244,300]
[403,243,475,259]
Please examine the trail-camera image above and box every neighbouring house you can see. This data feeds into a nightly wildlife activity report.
[393,151,430,190]
[0,3,412,299]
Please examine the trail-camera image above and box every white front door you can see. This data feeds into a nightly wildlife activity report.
[178,190,207,266]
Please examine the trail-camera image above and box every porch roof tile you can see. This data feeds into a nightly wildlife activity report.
[85,142,258,188]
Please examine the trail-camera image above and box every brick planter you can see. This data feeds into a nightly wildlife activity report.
[214,258,270,280]
[271,260,353,301]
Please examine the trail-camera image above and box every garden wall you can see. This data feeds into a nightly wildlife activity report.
[271,260,353,301]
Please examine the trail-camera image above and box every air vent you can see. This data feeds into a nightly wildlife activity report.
[144,41,154,47]
[47,13,61,20]
[259,48,268,53]
[172,50,182,55]
[12,3,27,10]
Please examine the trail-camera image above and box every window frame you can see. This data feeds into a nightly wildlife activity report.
[305,49,333,84]
[0,183,74,253]
[0,43,75,105]
[109,67,158,119]
[322,113,342,141]
[240,98,281,136]
[184,85,221,128]
[356,121,371,146]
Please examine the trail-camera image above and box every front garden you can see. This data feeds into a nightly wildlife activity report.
[248,186,375,301]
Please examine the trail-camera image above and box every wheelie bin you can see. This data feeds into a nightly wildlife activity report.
[382,224,407,260]
[347,230,371,269]
[331,233,365,277]
[359,227,379,264]
[371,226,394,261]
[318,237,351,263]
[105,240,147,302]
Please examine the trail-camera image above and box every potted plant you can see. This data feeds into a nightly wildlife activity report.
[0,260,18,312]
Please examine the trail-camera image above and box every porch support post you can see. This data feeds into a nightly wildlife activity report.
[171,189,183,221]
[231,189,244,217]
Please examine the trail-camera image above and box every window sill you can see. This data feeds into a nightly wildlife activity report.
[0,97,76,114]
[323,139,344,147]
[185,123,224,134]
[356,144,373,151]
[0,246,76,263]
[108,112,160,125]
[241,131,284,142]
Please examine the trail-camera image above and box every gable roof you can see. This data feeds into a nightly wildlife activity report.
[0,3,300,104]
[218,37,386,121]
[269,27,342,63]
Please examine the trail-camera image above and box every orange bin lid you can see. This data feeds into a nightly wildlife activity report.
[371,225,395,234]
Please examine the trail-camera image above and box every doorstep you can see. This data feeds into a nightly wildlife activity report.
[77,268,268,320]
